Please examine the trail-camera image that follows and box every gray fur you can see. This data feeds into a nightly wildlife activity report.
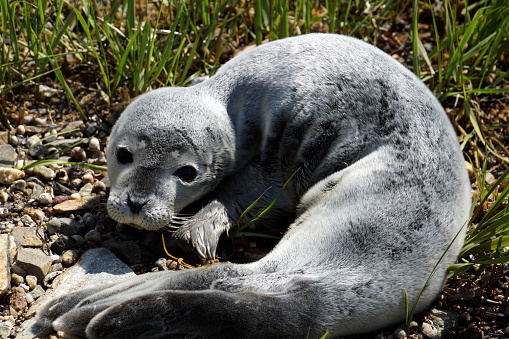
[37,34,471,338]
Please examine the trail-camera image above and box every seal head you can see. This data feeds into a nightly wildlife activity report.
[106,87,235,231]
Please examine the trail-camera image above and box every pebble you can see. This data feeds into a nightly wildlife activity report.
[58,218,87,236]
[85,122,98,136]
[70,147,87,161]
[393,328,407,339]
[84,229,101,243]
[29,145,48,158]
[15,247,54,282]
[53,196,100,212]
[20,215,35,227]
[11,179,27,191]
[71,235,85,248]
[29,285,45,299]
[11,227,44,247]
[9,135,19,146]
[34,117,47,126]
[82,172,94,185]
[0,234,17,295]
[32,166,56,180]
[88,137,101,152]
[0,207,8,218]
[46,218,61,234]
[155,258,169,271]
[83,213,96,228]
[0,168,24,185]
[26,135,40,148]
[39,192,53,204]
[0,144,17,167]
[93,180,107,192]
[10,274,24,286]
[16,125,26,135]
[79,182,93,197]
[61,249,80,266]
[421,322,437,338]
[0,191,9,203]
[19,283,29,293]
[10,287,27,312]
[25,293,34,304]
[110,241,142,265]
[25,275,37,290]
[70,192,81,200]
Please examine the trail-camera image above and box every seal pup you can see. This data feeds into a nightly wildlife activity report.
[37,34,471,338]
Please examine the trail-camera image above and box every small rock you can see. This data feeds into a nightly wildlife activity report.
[25,275,37,290]
[44,128,58,143]
[26,135,40,148]
[83,213,96,228]
[0,319,14,339]
[34,117,47,125]
[11,273,24,286]
[25,293,34,304]
[421,322,437,338]
[70,192,81,200]
[11,179,27,191]
[93,180,107,192]
[10,286,27,311]
[429,308,459,337]
[46,217,61,234]
[53,196,100,213]
[82,172,94,185]
[20,283,30,292]
[0,207,8,218]
[39,192,53,204]
[61,249,81,266]
[28,285,45,299]
[29,145,49,158]
[79,182,93,197]
[21,216,36,228]
[0,168,24,185]
[17,125,26,135]
[84,229,101,243]
[70,146,87,161]
[88,137,101,152]
[0,145,17,168]
[58,218,87,236]
[9,134,19,146]
[155,258,169,271]
[85,122,98,137]
[71,235,85,248]
[393,328,406,339]
[16,247,54,282]
[32,166,56,180]
[0,234,17,296]
[50,235,76,254]
[11,227,44,247]
[459,311,471,325]
[110,241,142,265]
[53,195,69,204]
[0,191,9,203]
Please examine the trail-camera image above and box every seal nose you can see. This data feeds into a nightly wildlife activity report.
[127,194,148,214]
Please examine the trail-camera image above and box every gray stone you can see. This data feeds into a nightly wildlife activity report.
[28,285,45,299]
[31,166,55,180]
[15,248,53,282]
[24,248,135,320]
[28,145,48,158]
[58,217,87,236]
[110,240,142,265]
[0,234,16,296]
[61,249,81,266]
[0,145,17,168]
[11,227,44,247]
[429,308,460,337]
[27,177,45,201]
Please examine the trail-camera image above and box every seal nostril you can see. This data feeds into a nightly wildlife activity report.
[127,194,148,214]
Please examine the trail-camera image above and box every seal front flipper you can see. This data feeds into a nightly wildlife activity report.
[172,200,231,262]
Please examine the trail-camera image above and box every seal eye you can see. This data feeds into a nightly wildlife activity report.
[117,147,133,165]
[174,166,197,183]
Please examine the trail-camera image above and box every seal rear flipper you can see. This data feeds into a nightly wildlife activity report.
[81,289,325,339]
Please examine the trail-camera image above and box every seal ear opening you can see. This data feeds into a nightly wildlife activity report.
[117,147,133,165]
[174,166,198,182]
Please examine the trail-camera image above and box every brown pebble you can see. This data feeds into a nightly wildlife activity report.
[70,146,87,161]
[53,196,100,213]
[10,286,27,311]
